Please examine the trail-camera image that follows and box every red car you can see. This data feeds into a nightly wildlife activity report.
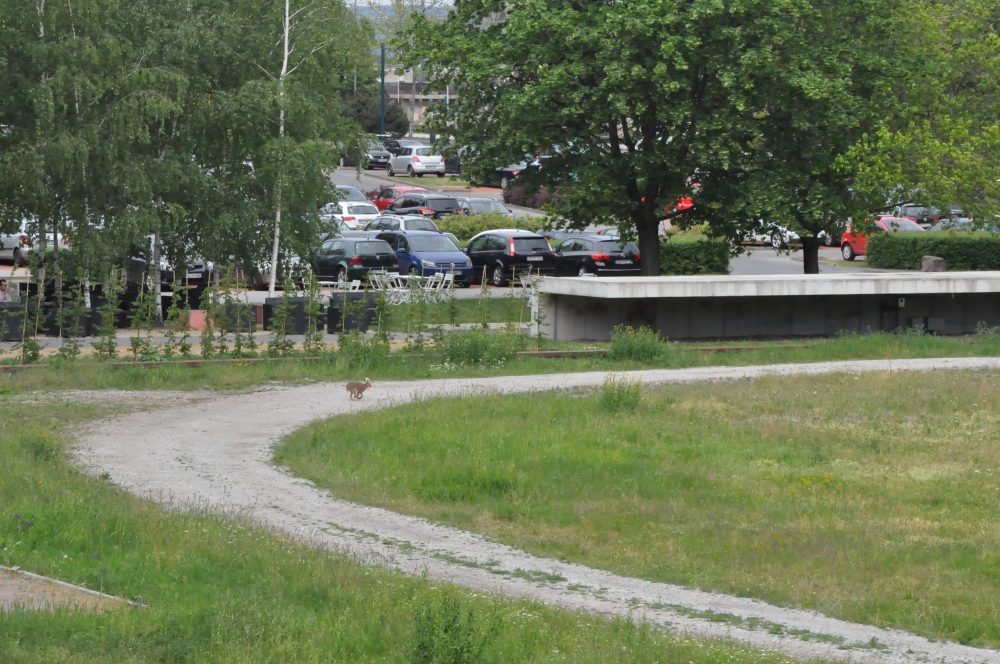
[840,216,925,260]
[369,184,428,211]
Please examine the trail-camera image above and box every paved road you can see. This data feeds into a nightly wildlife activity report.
[73,358,1000,664]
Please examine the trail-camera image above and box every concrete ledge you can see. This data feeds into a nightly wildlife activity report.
[539,273,1000,341]
[540,272,1000,299]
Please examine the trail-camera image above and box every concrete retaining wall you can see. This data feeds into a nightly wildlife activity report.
[539,273,1000,341]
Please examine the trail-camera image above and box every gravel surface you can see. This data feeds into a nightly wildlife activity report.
[70,358,1000,663]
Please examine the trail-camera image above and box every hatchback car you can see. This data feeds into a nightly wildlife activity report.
[554,235,641,277]
[369,184,428,211]
[335,184,368,203]
[840,216,925,260]
[456,197,514,217]
[310,236,399,283]
[465,229,556,286]
[362,214,441,232]
[387,192,460,219]
[892,203,941,229]
[321,201,380,229]
[387,145,446,178]
[376,230,473,285]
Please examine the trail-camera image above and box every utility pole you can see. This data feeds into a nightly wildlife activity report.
[379,43,385,135]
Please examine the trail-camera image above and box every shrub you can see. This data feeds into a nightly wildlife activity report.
[437,213,546,243]
[867,233,1000,270]
[658,236,730,275]
[407,588,500,664]
[609,324,664,361]
[502,183,554,209]
[435,328,526,367]
[599,374,642,413]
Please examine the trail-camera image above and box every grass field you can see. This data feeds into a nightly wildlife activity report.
[277,369,1000,649]
[0,401,808,663]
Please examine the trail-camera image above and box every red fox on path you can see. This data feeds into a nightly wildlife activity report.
[346,378,372,400]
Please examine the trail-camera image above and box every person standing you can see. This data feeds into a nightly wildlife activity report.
[0,279,19,303]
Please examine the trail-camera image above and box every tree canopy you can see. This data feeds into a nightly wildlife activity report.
[407,0,992,274]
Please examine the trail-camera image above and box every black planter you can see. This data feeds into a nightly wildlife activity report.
[327,292,376,333]
[0,303,31,341]
[211,302,257,334]
[42,304,95,338]
[263,297,322,335]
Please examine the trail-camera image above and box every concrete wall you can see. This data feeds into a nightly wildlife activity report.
[539,274,1000,341]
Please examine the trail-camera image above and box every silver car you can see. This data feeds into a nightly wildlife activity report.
[387,145,446,178]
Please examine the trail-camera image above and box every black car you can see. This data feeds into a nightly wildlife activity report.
[465,229,555,286]
[362,141,392,169]
[553,235,641,277]
[386,192,460,219]
[311,236,398,283]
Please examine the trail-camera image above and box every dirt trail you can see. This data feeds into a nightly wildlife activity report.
[72,358,1000,663]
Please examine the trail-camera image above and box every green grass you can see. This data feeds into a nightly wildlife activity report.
[277,369,1000,649]
[384,292,532,332]
[0,401,809,663]
[1,327,998,394]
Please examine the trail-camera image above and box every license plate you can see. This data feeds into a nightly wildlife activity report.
[526,256,543,262]
[614,259,632,265]
[186,272,203,280]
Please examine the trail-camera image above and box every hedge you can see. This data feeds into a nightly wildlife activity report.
[436,213,547,243]
[658,236,730,275]
[867,233,1000,270]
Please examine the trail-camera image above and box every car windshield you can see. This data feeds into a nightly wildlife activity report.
[885,218,924,232]
[367,142,384,151]
[469,200,508,213]
[427,199,457,211]
[347,203,378,215]
[356,240,393,255]
[410,235,460,252]
[337,186,367,202]
[512,237,551,253]
[405,218,438,231]
[597,240,638,253]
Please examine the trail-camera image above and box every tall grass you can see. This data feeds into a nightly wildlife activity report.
[0,403,803,663]
[279,369,1000,649]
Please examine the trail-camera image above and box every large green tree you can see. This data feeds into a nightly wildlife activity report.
[848,0,999,227]
[407,0,945,275]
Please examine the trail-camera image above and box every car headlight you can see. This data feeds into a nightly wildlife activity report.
[423,260,437,268]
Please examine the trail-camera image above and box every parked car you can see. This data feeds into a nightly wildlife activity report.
[892,203,941,229]
[464,229,556,286]
[320,201,380,230]
[0,221,34,266]
[554,235,641,277]
[375,230,473,284]
[387,145,446,178]
[745,222,837,248]
[335,184,369,203]
[455,196,514,217]
[490,155,549,189]
[0,218,70,266]
[362,214,440,232]
[383,137,424,154]
[840,216,925,260]
[928,218,999,233]
[386,192,459,219]
[310,236,399,283]
[369,184,428,211]
[361,140,392,169]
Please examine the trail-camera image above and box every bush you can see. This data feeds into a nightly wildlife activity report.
[435,328,526,367]
[437,213,545,243]
[658,236,730,275]
[599,374,642,413]
[609,324,664,361]
[867,233,1000,270]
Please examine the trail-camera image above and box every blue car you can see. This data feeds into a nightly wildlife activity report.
[375,230,474,285]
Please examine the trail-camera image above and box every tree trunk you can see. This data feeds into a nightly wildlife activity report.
[636,218,660,276]
[152,231,163,324]
[268,0,292,297]
[801,236,820,274]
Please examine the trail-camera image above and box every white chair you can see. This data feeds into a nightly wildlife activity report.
[420,273,443,301]
[348,280,362,291]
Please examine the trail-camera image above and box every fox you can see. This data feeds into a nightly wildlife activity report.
[346,378,373,400]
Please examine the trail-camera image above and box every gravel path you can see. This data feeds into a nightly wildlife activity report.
[72,358,1000,663]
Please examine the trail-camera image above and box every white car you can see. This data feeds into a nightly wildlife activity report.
[1,218,70,266]
[387,145,446,178]
[745,223,837,248]
[321,201,380,230]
